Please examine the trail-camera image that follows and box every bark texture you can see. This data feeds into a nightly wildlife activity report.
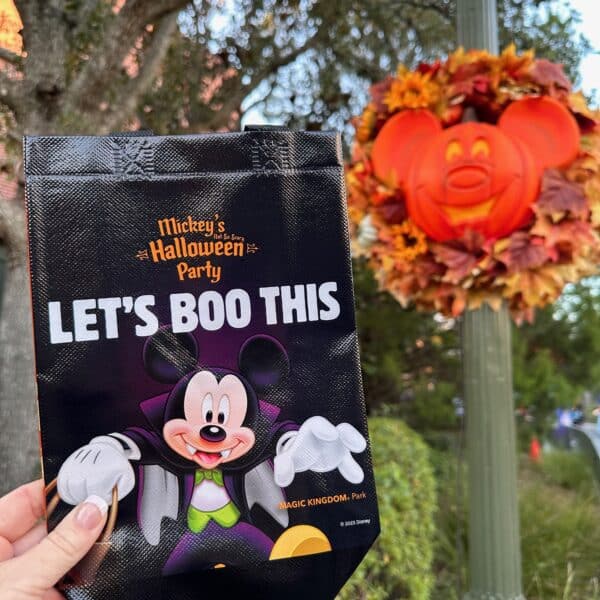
[0,197,38,491]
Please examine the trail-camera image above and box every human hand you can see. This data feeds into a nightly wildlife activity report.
[0,480,107,599]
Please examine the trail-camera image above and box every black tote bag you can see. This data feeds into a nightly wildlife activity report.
[24,129,379,599]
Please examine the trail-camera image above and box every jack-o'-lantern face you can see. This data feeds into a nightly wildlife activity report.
[371,97,580,241]
[407,122,540,240]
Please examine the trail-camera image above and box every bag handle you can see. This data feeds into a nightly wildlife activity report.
[45,479,119,586]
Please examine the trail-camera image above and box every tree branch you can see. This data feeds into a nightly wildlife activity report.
[400,0,452,21]
[100,11,179,132]
[129,0,193,22]
[65,0,191,114]
[187,29,322,132]
[240,81,273,115]
[247,42,315,90]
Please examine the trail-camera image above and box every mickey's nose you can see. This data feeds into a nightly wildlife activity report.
[200,425,226,443]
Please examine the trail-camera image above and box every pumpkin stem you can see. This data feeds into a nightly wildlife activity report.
[462,106,478,123]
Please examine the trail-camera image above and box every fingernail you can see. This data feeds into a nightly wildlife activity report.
[76,495,108,530]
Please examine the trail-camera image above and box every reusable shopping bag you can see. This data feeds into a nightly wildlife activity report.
[24,129,379,599]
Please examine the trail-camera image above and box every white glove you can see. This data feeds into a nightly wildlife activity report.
[57,434,138,506]
[273,416,367,487]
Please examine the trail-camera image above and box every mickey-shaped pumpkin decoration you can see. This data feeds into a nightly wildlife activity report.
[371,97,580,241]
[347,48,600,319]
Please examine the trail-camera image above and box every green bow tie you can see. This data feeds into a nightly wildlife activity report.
[194,469,224,487]
[187,502,240,533]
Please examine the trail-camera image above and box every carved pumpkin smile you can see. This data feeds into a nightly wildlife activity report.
[441,197,496,225]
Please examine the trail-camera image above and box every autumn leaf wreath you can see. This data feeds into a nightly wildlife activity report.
[347,46,600,321]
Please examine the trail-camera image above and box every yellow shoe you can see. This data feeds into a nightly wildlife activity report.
[269,525,332,560]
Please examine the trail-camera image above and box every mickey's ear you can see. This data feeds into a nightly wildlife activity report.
[371,109,442,188]
[498,97,580,169]
[239,335,289,393]
[143,327,198,383]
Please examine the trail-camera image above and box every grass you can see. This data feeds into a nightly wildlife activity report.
[520,453,600,599]
[431,446,600,600]
[533,448,597,496]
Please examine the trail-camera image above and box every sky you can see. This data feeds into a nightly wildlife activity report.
[242,0,600,126]
[569,0,600,103]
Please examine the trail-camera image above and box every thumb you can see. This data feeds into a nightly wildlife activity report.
[273,452,295,487]
[11,496,107,590]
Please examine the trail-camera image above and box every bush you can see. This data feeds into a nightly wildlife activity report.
[338,417,437,600]
[429,448,468,600]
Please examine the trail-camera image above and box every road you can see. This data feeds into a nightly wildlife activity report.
[567,423,600,482]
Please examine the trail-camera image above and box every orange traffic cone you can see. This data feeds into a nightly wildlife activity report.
[529,436,541,462]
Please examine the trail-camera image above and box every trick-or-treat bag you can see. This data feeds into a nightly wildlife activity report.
[24,129,380,600]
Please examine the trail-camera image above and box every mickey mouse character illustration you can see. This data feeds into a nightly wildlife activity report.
[56,329,367,574]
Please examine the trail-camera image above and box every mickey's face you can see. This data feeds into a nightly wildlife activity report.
[163,370,256,470]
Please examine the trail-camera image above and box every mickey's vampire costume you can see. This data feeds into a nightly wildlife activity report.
[56,329,367,574]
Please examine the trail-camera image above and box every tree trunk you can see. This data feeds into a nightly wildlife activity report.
[0,2,190,493]
[0,197,38,493]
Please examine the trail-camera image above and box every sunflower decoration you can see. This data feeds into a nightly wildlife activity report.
[347,45,600,321]
[384,67,440,111]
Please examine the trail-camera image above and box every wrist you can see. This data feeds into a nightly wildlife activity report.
[90,433,141,460]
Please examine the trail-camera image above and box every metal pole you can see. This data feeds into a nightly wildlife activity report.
[456,2,525,599]
[463,305,524,600]
[457,0,499,53]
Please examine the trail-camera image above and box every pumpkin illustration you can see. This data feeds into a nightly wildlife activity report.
[371,97,580,241]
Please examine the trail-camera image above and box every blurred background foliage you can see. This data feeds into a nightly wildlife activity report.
[431,448,600,599]
[357,257,600,437]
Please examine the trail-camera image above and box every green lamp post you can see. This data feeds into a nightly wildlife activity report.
[457,1,524,599]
